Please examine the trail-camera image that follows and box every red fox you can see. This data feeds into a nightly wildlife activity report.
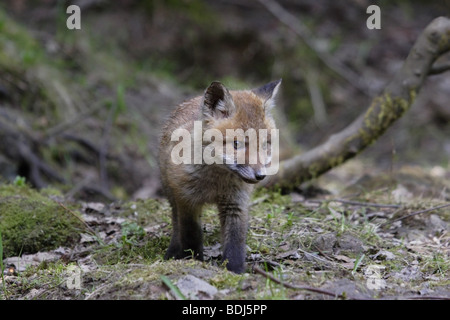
[158,79,281,273]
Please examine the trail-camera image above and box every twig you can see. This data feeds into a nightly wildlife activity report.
[305,70,327,126]
[18,143,66,184]
[429,61,450,75]
[385,203,450,226]
[85,283,109,300]
[61,134,104,157]
[257,0,369,95]
[56,201,97,235]
[64,176,116,201]
[84,271,116,300]
[253,265,350,299]
[31,278,67,300]
[312,244,334,261]
[43,100,105,139]
[296,247,337,267]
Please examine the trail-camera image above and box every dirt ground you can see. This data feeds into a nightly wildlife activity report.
[1,160,449,300]
[1,1,449,300]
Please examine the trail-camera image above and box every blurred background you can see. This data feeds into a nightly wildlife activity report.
[0,0,449,201]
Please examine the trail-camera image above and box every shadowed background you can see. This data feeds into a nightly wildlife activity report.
[0,0,449,200]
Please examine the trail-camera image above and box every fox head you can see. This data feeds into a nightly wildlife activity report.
[201,79,281,184]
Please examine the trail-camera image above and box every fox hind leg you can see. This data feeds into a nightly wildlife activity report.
[165,200,204,261]
[164,203,182,259]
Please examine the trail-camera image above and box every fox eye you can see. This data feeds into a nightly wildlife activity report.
[234,140,244,150]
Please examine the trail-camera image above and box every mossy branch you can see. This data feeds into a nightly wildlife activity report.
[261,17,450,190]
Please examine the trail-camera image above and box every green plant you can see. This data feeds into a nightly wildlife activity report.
[13,176,26,187]
[119,221,146,248]
[115,83,127,120]
[352,253,365,275]
[285,212,294,228]
[161,275,186,300]
[261,265,287,299]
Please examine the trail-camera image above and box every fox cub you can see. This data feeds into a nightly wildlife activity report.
[158,79,281,273]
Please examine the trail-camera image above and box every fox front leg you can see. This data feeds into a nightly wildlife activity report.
[218,200,249,274]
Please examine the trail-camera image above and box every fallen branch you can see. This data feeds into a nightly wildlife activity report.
[429,61,450,75]
[261,16,450,191]
[383,203,450,226]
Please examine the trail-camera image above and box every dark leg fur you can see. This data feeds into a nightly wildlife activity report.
[218,201,248,274]
[165,201,204,261]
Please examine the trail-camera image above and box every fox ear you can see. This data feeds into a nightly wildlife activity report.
[202,81,235,119]
[252,79,282,111]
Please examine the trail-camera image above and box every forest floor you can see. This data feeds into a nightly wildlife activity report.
[1,158,449,300]
[0,1,449,300]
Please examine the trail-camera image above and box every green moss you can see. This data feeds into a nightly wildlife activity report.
[0,184,83,257]
[210,272,248,290]
[119,198,172,227]
[437,27,450,52]
[40,187,64,198]
[327,155,345,171]
[359,92,414,147]
[366,93,411,131]
[93,235,171,266]
[307,163,321,180]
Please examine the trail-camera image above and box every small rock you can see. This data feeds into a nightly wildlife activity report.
[176,275,218,300]
[54,247,69,255]
[80,233,96,244]
[82,202,105,214]
[312,233,337,254]
[204,243,221,259]
[405,230,428,242]
[391,185,413,203]
[335,235,364,255]
[4,252,60,272]
[391,265,422,281]
[276,250,301,260]
[23,288,45,300]
[186,268,215,279]
[322,279,374,300]
[428,214,448,232]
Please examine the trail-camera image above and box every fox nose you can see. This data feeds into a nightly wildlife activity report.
[255,173,266,181]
